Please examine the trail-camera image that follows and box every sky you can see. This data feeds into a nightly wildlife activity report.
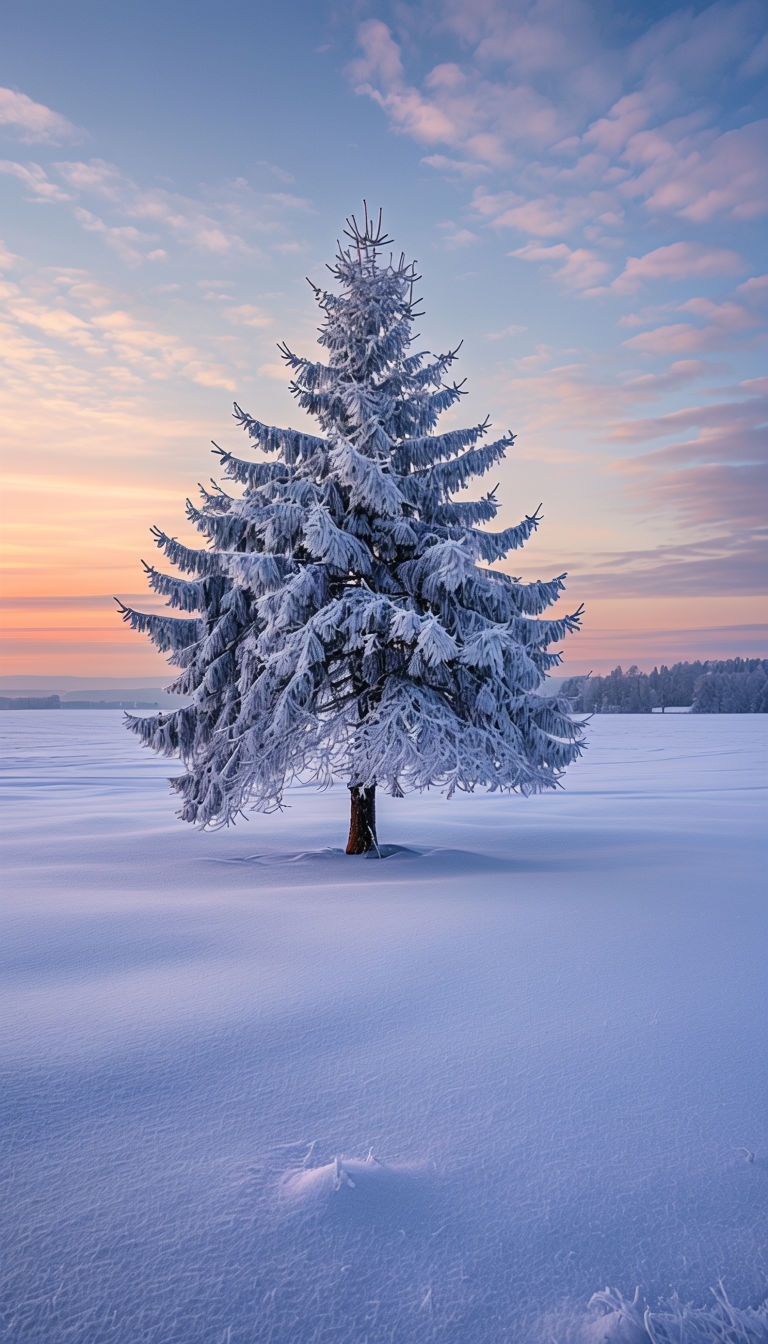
[0,0,766,680]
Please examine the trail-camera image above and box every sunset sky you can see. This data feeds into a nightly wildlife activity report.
[1,0,766,680]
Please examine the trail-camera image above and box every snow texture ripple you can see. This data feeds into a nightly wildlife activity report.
[1,711,767,1343]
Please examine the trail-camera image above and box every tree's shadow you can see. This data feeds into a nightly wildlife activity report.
[209,845,526,874]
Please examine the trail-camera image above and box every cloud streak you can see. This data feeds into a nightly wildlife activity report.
[0,87,80,144]
[607,242,745,293]
[572,535,768,597]
[623,298,759,354]
[0,150,314,267]
[510,241,611,290]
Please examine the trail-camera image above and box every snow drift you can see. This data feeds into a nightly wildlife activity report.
[1,711,766,1343]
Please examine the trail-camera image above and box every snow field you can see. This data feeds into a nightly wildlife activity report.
[1,712,767,1342]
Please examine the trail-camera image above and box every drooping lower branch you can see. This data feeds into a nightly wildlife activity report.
[346,784,377,854]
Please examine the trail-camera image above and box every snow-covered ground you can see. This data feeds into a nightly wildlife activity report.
[1,712,766,1343]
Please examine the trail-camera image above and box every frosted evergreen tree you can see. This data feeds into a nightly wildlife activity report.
[120,207,584,853]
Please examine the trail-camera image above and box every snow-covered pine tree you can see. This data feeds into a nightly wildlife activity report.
[120,206,584,853]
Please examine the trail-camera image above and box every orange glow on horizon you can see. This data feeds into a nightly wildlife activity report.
[2,592,765,680]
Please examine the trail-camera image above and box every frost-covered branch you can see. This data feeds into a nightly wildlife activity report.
[122,213,584,828]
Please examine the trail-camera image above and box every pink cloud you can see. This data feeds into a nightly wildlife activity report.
[436,222,478,249]
[2,150,309,283]
[630,460,767,528]
[584,92,654,157]
[425,63,466,91]
[628,0,762,85]
[0,160,71,203]
[475,17,579,73]
[348,20,457,145]
[73,208,148,266]
[623,325,724,355]
[680,297,753,322]
[51,159,263,257]
[0,87,79,144]
[608,390,768,446]
[610,242,745,292]
[464,132,507,165]
[348,19,403,88]
[472,189,523,218]
[55,158,124,197]
[572,540,766,598]
[348,18,570,164]
[422,154,489,178]
[622,360,714,395]
[223,304,271,328]
[510,241,612,290]
[622,120,768,222]
[736,274,768,301]
[608,381,768,541]
[479,192,598,237]
[623,298,758,354]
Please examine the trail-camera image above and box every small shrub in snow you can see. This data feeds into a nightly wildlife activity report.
[120,207,583,849]
[578,1284,768,1344]
[280,1152,431,1224]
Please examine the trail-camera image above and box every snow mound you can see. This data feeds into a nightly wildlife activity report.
[210,844,514,871]
[279,1153,433,1223]
[547,1285,768,1343]
[207,844,420,866]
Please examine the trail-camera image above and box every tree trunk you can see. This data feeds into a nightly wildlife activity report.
[346,784,377,854]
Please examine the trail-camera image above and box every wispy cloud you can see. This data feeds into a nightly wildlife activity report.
[626,460,767,533]
[622,360,716,395]
[223,304,271,328]
[607,242,745,293]
[0,159,71,202]
[623,297,759,354]
[737,273,768,301]
[619,118,768,223]
[55,158,252,257]
[0,87,80,144]
[475,334,766,603]
[572,535,767,597]
[255,159,295,184]
[73,207,150,266]
[606,386,768,558]
[421,153,488,178]
[348,20,463,146]
[485,323,527,341]
[0,153,314,266]
[510,241,611,290]
[0,255,239,397]
[472,187,615,238]
[436,220,479,249]
[609,386,768,448]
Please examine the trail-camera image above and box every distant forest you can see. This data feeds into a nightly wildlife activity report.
[562,658,768,713]
[0,696,160,711]
[3,660,767,715]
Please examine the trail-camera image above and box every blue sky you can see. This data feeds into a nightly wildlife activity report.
[1,0,766,676]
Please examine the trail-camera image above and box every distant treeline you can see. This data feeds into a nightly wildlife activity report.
[0,695,160,710]
[0,695,62,710]
[4,663,766,714]
[562,659,768,714]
